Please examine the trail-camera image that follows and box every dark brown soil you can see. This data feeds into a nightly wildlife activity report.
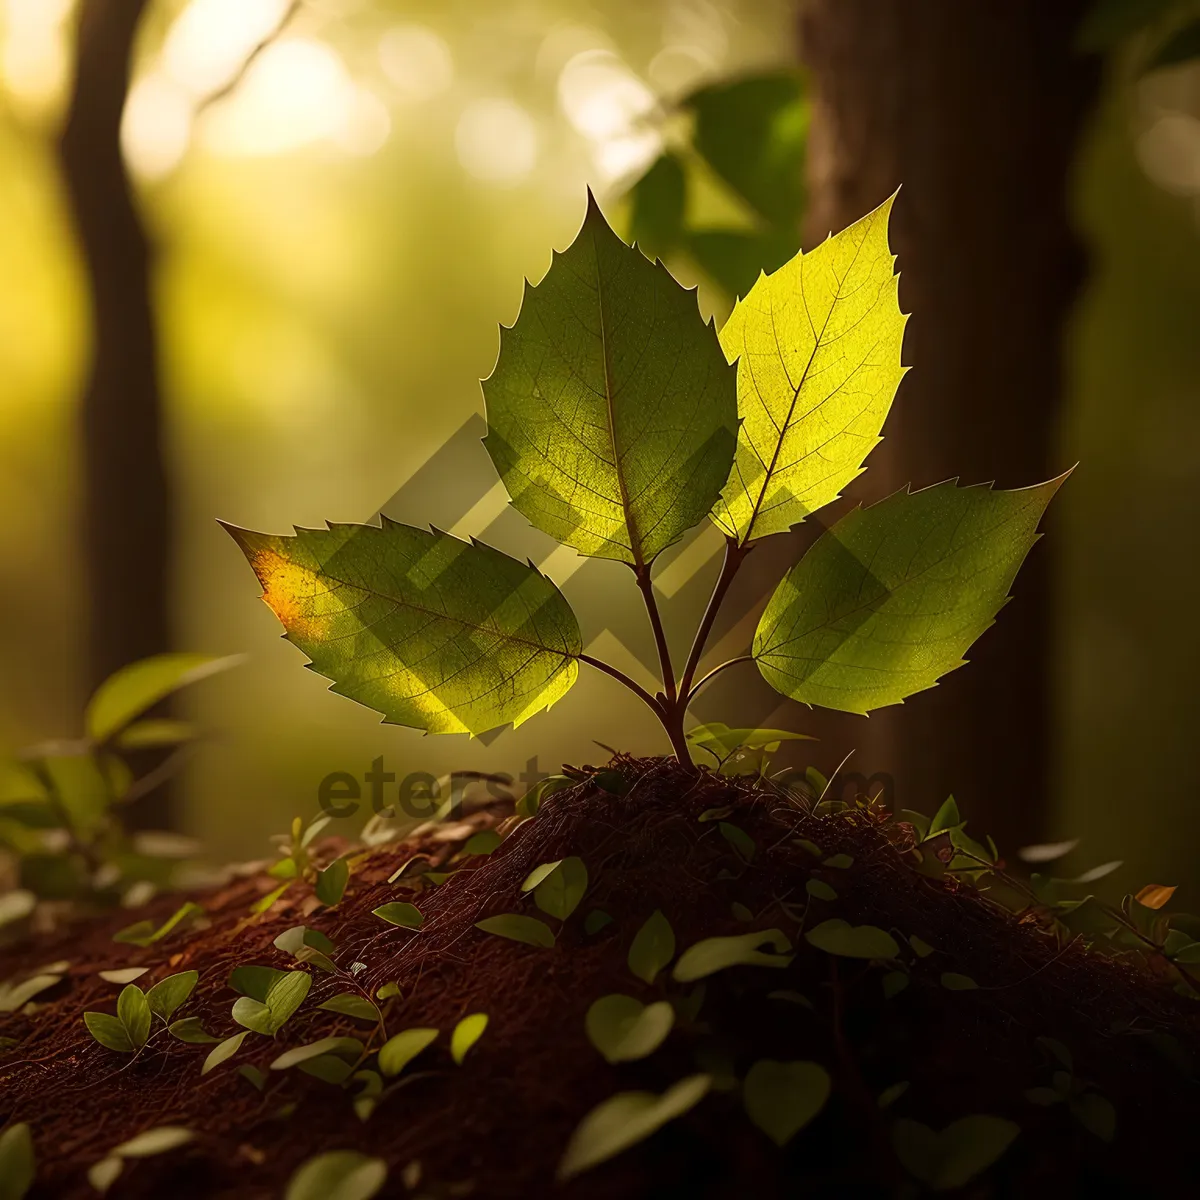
[1,757,1197,1198]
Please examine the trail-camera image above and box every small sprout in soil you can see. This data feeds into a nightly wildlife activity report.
[285,1150,388,1200]
[527,856,587,920]
[585,995,675,1064]
[83,983,151,1053]
[168,1016,219,1044]
[718,822,756,862]
[372,902,424,929]
[271,1037,363,1072]
[628,909,675,984]
[318,994,380,1023]
[742,1059,831,1146]
[475,913,555,948]
[146,970,198,1022]
[376,981,401,1000]
[806,879,837,902]
[229,967,312,1035]
[0,1122,35,1200]
[202,1031,248,1075]
[113,901,203,948]
[450,1012,488,1064]
[316,857,350,906]
[882,970,910,999]
[583,909,613,935]
[463,829,501,856]
[98,967,148,985]
[88,1127,195,1197]
[940,972,979,991]
[804,919,899,961]
[673,929,792,982]
[275,926,337,971]
[891,1115,1019,1192]
[557,1074,712,1182]
[822,853,854,869]
[378,1027,438,1077]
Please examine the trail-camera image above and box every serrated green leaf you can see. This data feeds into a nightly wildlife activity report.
[202,1031,248,1075]
[285,1151,387,1200]
[712,195,904,545]
[743,1059,830,1146]
[84,1011,134,1053]
[805,919,899,960]
[586,994,674,1064]
[628,910,675,984]
[117,985,151,1049]
[0,1122,35,1200]
[270,1036,363,1071]
[378,1027,438,1077]
[557,1074,711,1181]
[532,856,588,920]
[168,1017,219,1044]
[754,476,1067,713]
[483,193,737,568]
[892,1115,1019,1192]
[673,928,792,982]
[146,971,198,1022]
[318,994,380,1023]
[475,914,555,948]
[450,1012,488,1064]
[224,522,581,736]
[372,902,423,929]
[316,858,349,906]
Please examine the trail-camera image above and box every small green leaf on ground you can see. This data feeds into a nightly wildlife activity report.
[584,910,613,935]
[113,901,203,948]
[586,995,675,1064]
[316,858,350,907]
[271,1037,363,1071]
[285,1151,388,1200]
[805,919,899,960]
[116,985,152,1049]
[892,1115,1019,1192]
[372,902,423,930]
[0,1122,35,1200]
[628,910,675,984]
[464,830,502,856]
[941,972,979,991]
[87,1158,123,1195]
[202,1031,248,1075]
[731,902,754,922]
[522,860,562,892]
[475,914,555,948]
[146,971,198,1022]
[822,854,854,869]
[0,972,63,1013]
[378,1028,439,1077]
[84,1012,134,1053]
[878,1081,910,1109]
[112,1127,195,1158]
[673,929,792,982]
[98,968,148,985]
[806,879,837,901]
[232,970,312,1035]
[743,1060,831,1146]
[718,822,756,862]
[794,838,822,856]
[251,883,291,915]
[882,970,910,999]
[1071,1092,1116,1142]
[160,1018,214,1045]
[318,994,380,1023]
[531,857,588,921]
[239,1065,267,1091]
[557,1075,712,1181]
[451,1013,489,1064]
[909,935,935,958]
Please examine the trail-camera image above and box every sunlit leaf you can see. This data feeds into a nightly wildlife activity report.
[558,1075,711,1181]
[231,970,311,1035]
[202,1031,248,1075]
[805,919,899,960]
[0,1122,35,1200]
[742,1059,830,1146]
[372,902,424,930]
[86,653,241,743]
[168,1017,219,1044]
[87,1157,122,1195]
[285,1151,387,1200]
[475,914,555,948]
[318,995,380,1023]
[450,1012,488,1064]
[224,522,581,737]
[1135,883,1177,910]
[316,858,350,907]
[113,901,203,948]
[84,1012,133,1053]
[0,891,36,929]
[378,1028,438,1077]
[754,477,1066,713]
[112,1127,194,1158]
[117,985,151,1049]
[628,910,676,984]
[586,995,675,1064]
[483,193,737,567]
[892,1115,1019,1192]
[0,972,62,1013]
[531,856,588,920]
[1017,838,1080,864]
[270,1036,363,1071]
[673,928,792,982]
[146,971,198,1022]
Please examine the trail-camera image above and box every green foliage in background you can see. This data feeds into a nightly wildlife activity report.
[627,71,808,299]
[1081,0,1200,70]
[226,195,1064,761]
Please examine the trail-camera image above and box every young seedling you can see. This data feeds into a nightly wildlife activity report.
[224,194,1064,766]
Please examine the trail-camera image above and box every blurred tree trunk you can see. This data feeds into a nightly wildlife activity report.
[797,0,1100,851]
[59,1,170,694]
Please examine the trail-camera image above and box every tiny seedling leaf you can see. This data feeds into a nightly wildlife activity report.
[531,856,588,920]
[0,972,62,1013]
[112,1127,194,1158]
[806,879,837,901]
[84,1012,133,1053]
[1070,1091,1116,1142]
[584,910,613,935]
[378,1028,438,1077]
[87,1158,123,1195]
[117,985,151,1049]
[146,971,198,1022]
[202,1031,248,1075]
[628,910,675,984]
[586,995,675,1064]
[239,1064,267,1091]
[475,914,555,948]
[372,902,424,929]
[285,1151,388,1200]
[805,919,899,960]
[271,1037,363,1071]
[743,1060,831,1146]
[892,1115,1019,1192]
[98,968,148,985]
[0,1122,35,1200]
[673,929,792,982]
[168,1017,219,1044]
[557,1075,712,1181]
[822,853,853,869]
[718,822,756,862]
[882,970,910,999]
[318,995,380,1023]
[464,830,502,856]
[316,858,350,907]
[940,972,979,992]
[451,1013,488,1064]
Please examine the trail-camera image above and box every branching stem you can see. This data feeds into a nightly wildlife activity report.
[578,654,664,720]
[633,563,677,703]
[686,655,755,704]
[679,537,751,699]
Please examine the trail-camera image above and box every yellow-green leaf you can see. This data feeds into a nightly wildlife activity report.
[713,195,905,544]
[450,1012,488,1064]
[0,1122,35,1200]
[754,477,1067,714]
[224,522,580,737]
[742,1059,831,1146]
[483,193,737,567]
[378,1027,438,1077]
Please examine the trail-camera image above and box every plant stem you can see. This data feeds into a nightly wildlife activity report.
[633,563,677,703]
[678,537,750,699]
[686,655,755,704]
[578,654,665,720]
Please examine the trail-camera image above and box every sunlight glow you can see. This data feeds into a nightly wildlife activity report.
[378,24,453,102]
[0,0,73,113]
[455,98,538,184]
[122,74,194,182]
[162,0,292,98]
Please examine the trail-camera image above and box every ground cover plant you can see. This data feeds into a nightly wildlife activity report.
[1,197,1198,1199]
